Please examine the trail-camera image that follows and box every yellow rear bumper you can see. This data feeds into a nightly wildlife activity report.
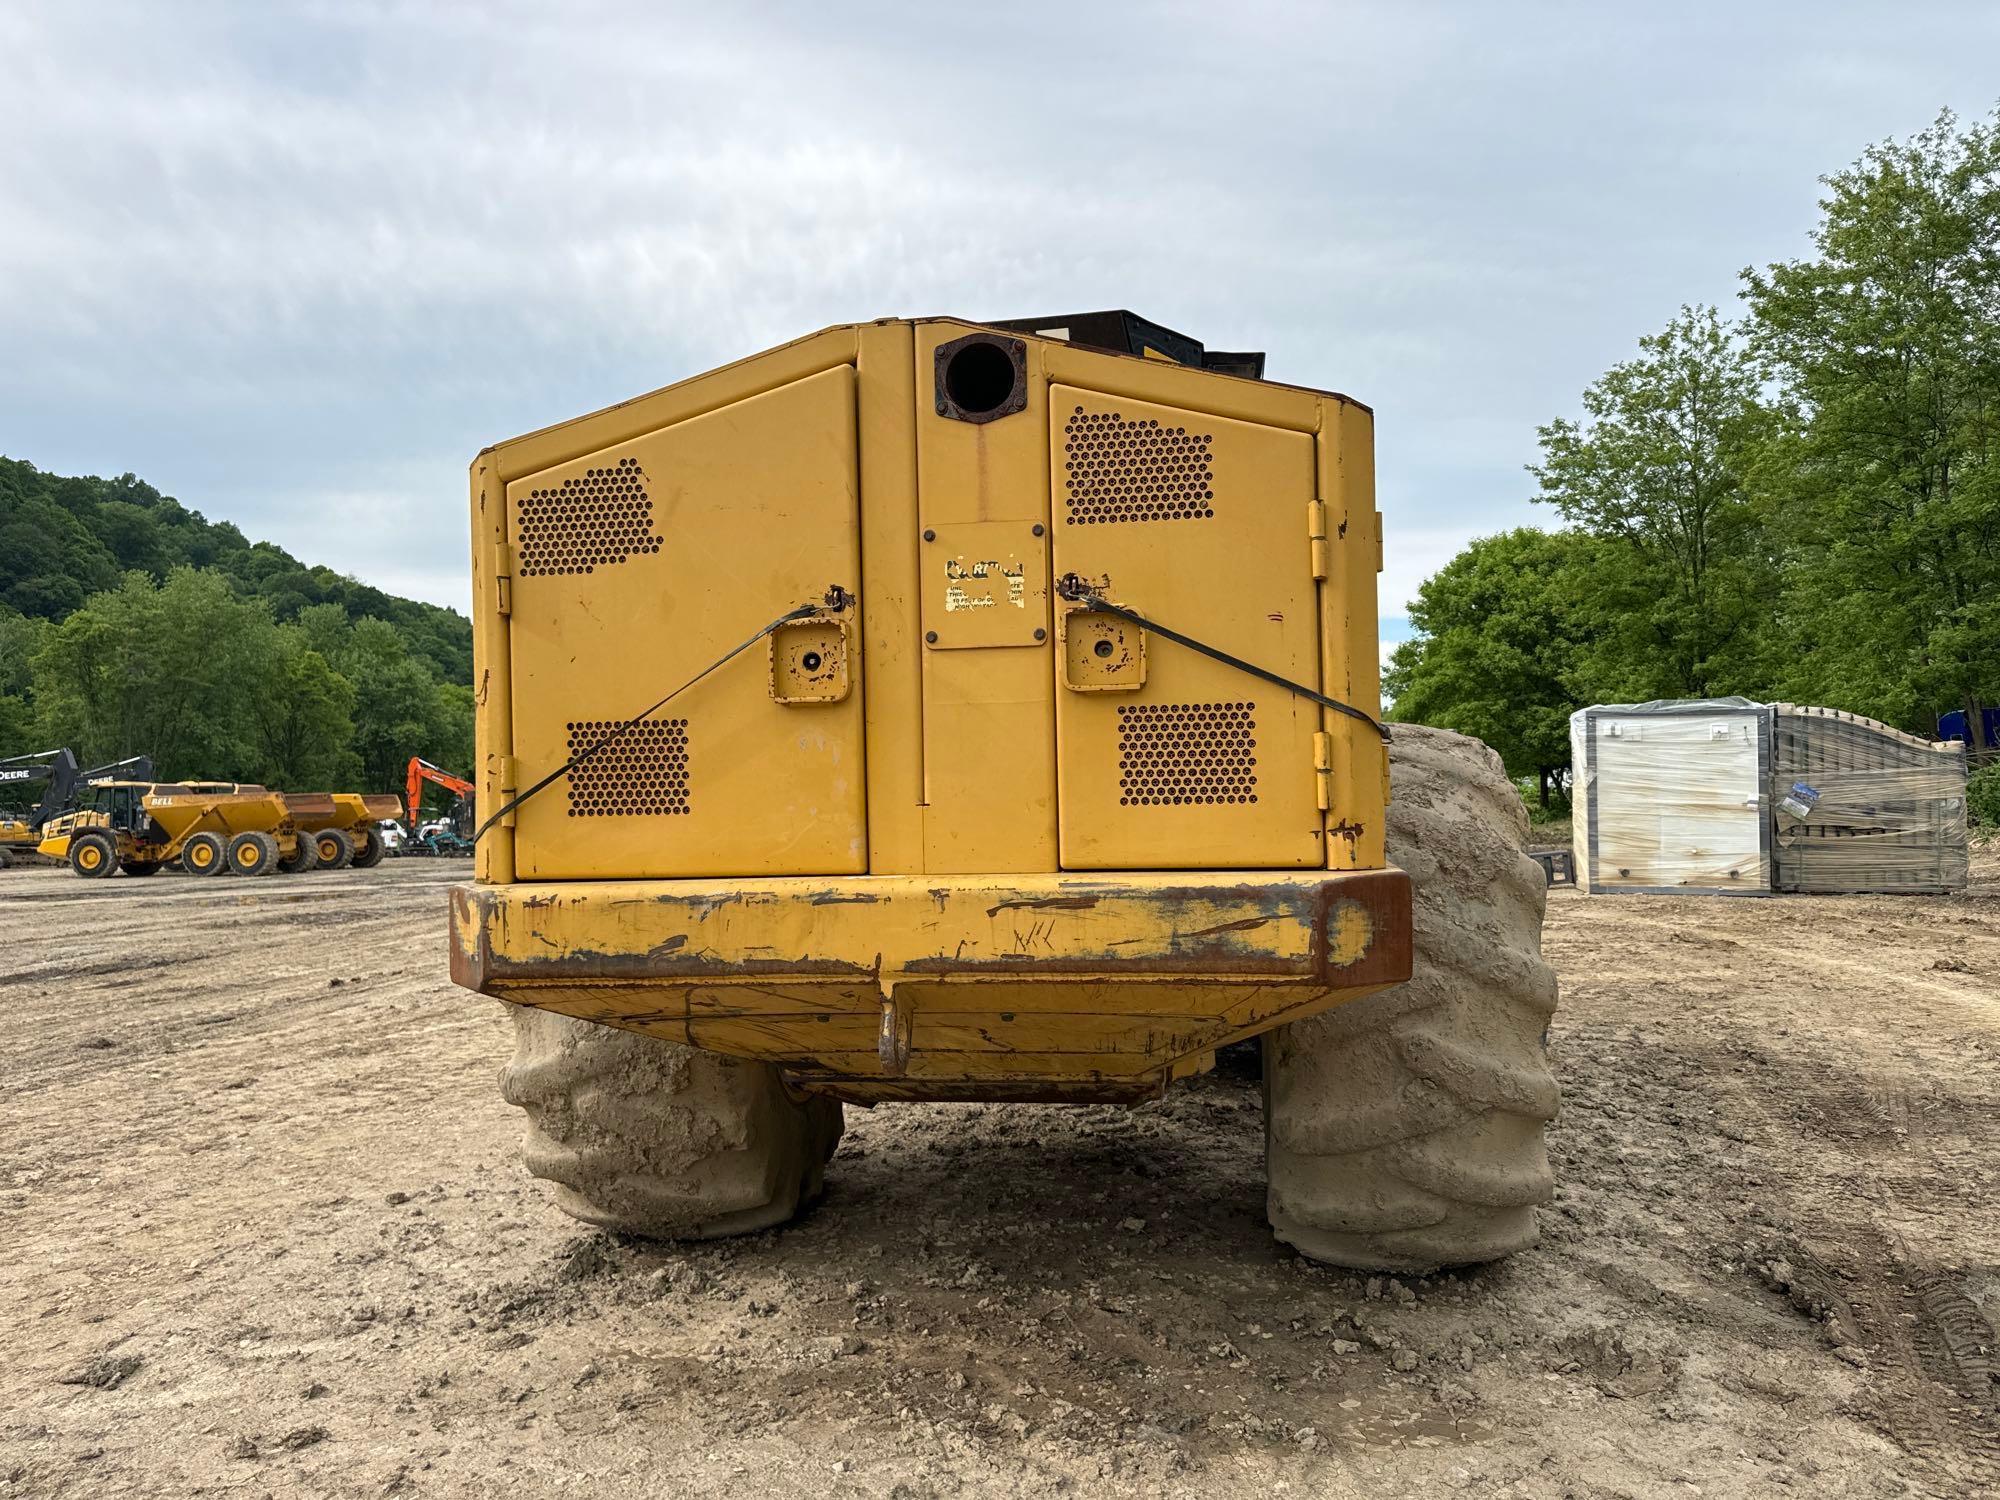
[450,868,1411,1103]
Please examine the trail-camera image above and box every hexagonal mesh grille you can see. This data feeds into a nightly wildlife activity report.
[518,456,663,577]
[564,718,690,817]
[1117,701,1258,806]
[1062,407,1214,525]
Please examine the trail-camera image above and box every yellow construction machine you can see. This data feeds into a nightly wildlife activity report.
[40,781,313,877]
[175,784,399,870]
[451,313,1558,1270]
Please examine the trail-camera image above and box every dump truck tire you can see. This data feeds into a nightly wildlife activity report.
[500,1007,845,1240]
[69,833,117,879]
[119,859,163,877]
[351,826,387,869]
[181,832,228,876]
[1264,724,1560,1273]
[227,831,281,877]
[315,830,354,870]
[278,835,320,874]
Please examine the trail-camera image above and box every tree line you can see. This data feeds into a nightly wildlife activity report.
[0,459,472,804]
[1387,109,2000,808]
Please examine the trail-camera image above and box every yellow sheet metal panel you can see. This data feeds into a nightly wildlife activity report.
[482,326,860,486]
[470,455,514,883]
[913,322,1057,874]
[854,321,927,874]
[1317,397,1388,868]
[1048,384,1323,869]
[506,364,866,878]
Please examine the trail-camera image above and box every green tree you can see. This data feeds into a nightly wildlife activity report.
[1742,108,2000,738]
[1531,305,1778,699]
[31,570,270,775]
[1385,528,1603,805]
[0,610,48,759]
[246,627,361,789]
[299,609,473,793]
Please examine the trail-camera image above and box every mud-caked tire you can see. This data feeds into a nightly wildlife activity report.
[1265,724,1560,1273]
[499,1007,845,1240]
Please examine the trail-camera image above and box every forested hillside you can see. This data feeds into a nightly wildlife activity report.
[0,458,472,801]
[1388,108,2000,807]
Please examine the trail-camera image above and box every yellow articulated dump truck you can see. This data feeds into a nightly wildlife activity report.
[41,782,312,878]
[451,314,1559,1270]
[179,785,401,870]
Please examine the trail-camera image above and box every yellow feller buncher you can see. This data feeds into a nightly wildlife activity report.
[40,782,314,878]
[451,313,1559,1270]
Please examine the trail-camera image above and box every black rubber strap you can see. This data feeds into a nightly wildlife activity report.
[1055,575,1391,741]
[473,587,853,843]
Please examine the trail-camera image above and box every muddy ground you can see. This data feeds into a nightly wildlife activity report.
[1,851,1995,1499]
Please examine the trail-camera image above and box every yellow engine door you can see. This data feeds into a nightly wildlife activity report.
[1050,386,1322,870]
[507,365,866,879]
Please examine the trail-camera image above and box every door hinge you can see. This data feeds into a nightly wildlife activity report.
[494,542,516,616]
[497,756,520,827]
[1307,500,1329,581]
[1312,731,1334,812]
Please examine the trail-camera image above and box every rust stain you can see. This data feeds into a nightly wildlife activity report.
[1179,915,1274,940]
[985,895,1099,918]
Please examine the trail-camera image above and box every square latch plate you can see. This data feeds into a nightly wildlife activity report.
[769,618,851,703]
[1060,609,1146,691]
[919,520,1049,649]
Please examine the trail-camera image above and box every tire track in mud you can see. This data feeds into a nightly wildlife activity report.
[1724,1058,2000,1495]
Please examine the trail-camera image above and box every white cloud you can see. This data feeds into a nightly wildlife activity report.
[3,1,1996,623]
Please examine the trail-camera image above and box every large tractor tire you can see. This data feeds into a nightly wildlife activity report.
[69,833,117,879]
[350,826,388,869]
[1264,724,1561,1273]
[278,834,321,874]
[314,829,354,870]
[119,859,163,877]
[227,831,281,877]
[499,1007,845,1240]
[180,832,228,876]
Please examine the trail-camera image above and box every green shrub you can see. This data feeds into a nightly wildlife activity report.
[1968,762,2000,828]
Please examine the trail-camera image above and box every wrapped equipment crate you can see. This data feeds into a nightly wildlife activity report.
[1570,699,1772,895]
[1769,704,1968,894]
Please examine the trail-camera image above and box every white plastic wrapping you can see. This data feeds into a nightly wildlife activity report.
[1570,699,1769,894]
[1768,704,1968,894]
[1569,698,1971,896]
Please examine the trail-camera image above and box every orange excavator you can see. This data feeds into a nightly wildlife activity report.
[405,758,476,856]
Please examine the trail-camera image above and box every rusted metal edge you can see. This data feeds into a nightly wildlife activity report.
[449,870,1411,994]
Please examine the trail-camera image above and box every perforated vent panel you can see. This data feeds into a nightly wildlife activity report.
[518,457,664,576]
[564,718,689,817]
[1062,407,1214,525]
[1116,701,1258,806]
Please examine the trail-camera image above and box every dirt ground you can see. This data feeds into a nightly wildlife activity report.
[2,850,1995,1500]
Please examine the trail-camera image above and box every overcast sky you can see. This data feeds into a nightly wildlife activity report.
[4,2,1995,647]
